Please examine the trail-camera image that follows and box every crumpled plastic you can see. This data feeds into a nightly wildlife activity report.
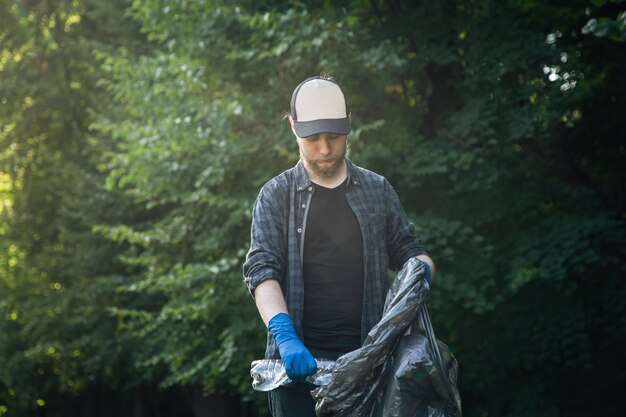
[250,258,462,417]
[250,358,335,392]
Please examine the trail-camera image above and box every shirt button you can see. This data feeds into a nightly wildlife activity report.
[302,204,306,208]
[298,186,303,190]
[353,180,358,184]
[307,186,312,191]
[297,228,302,233]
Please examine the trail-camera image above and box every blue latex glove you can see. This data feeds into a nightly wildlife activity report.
[421,260,431,284]
[268,313,317,382]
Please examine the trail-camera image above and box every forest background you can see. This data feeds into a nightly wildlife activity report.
[1,1,625,416]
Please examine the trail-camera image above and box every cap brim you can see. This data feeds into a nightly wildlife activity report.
[294,118,351,138]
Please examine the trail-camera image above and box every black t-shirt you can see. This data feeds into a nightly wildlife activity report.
[302,179,365,352]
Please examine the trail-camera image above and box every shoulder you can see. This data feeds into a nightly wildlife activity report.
[257,166,295,201]
[349,162,391,190]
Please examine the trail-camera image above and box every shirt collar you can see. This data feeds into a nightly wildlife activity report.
[294,159,312,191]
[294,158,361,191]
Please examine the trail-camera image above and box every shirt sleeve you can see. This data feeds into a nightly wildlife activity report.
[242,182,287,297]
[384,179,428,271]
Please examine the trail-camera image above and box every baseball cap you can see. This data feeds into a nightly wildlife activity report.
[290,76,351,138]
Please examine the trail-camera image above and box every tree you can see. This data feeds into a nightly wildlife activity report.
[2,1,624,416]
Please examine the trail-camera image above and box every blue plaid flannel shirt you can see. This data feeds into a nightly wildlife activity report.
[243,158,427,358]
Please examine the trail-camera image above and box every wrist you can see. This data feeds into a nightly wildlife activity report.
[423,262,431,283]
[268,312,298,346]
[415,257,431,283]
[415,255,434,283]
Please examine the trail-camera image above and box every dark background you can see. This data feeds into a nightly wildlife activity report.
[1,1,624,416]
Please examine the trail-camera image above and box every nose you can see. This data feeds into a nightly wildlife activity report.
[318,136,331,156]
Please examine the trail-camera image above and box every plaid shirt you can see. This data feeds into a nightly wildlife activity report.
[243,158,426,358]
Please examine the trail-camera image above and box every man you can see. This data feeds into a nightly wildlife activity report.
[243,76,435,416]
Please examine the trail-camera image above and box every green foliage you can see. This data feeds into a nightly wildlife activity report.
[1,0,625,416]
[584,0,626,40]
[582,12,626,40]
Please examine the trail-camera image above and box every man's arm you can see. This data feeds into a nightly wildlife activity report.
[416,254,436,282]
[253,279,288,326]
[243,182,287,296]
[254,279,317,381]
[383,179,433,273]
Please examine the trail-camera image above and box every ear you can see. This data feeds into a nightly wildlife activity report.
[289,116,297,136]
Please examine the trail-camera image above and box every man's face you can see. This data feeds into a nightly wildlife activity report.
[297,133,347,179]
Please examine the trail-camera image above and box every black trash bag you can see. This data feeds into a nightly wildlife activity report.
[311,258,461,417]
[377,313,461,417]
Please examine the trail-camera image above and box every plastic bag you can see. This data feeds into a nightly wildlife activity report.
[250,359,335,391]
[374,310,462,417]
[250,258,461,417]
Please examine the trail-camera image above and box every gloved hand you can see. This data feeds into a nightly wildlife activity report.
[268,312,317,382]
[420,259,432,284]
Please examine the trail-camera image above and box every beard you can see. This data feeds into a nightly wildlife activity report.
[301,145,347,179]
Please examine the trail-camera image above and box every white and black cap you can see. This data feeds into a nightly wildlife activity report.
[290,76,351,138]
